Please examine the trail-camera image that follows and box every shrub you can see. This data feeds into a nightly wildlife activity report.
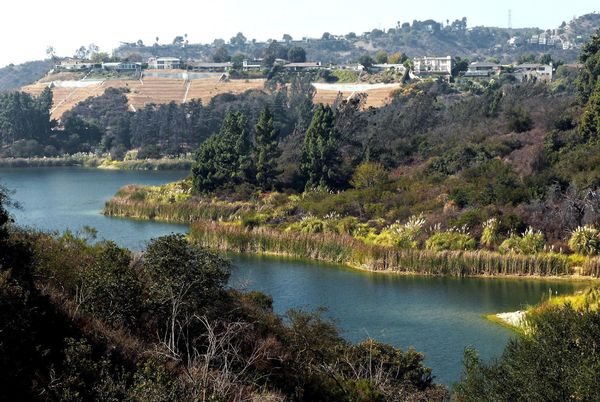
[499,227,546,255]
[374,215,425,249]
[480,218,501,249]
[287,216,325,234]
[425,231,476,251]
[568,226,600,256]
[350,162,388,189]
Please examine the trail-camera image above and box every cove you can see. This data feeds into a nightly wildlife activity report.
[0,167,588,385]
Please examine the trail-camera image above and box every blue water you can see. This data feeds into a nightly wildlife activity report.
[0,167,587,385]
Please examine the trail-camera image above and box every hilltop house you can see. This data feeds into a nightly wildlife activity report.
[242,59,263,71]
[187,61,232,72]
[55,59,96,71]
[464,62,502,77]
[147,57,181,70]
[101,61,142,71]
[283,62,322,71]
[413,56,453,77]
[514,63,553,82]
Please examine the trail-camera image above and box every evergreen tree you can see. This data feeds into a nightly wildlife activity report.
[577,28,600,104]
[580,79,600,142]
[255,107,281,190]
[300,104,342,189]
[192,112,252,193]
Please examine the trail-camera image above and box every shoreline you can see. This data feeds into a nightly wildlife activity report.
[0,156,192,170]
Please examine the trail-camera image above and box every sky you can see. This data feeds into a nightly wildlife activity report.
[1,0,599,68]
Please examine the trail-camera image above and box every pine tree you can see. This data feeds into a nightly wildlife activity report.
[580,79,600,142]
[192,112,252,193]
[255,107,281,191]
[300,104,342,189]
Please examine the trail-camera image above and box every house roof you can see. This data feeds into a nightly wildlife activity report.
[517,63,550,68]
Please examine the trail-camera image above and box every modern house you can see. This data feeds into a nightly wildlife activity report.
[55,59,96,71]
[187,61,233,72]
[101,61,142,71]
[283,62,322,71]
[464,62,502,77]
[514,63,553,82]
[413,56,454,76]
[147,57,181,70]
[242,59,263,71]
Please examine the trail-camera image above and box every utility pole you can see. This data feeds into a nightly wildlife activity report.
[508,9,513,30]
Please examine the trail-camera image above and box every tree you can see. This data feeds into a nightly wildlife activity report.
[321,32,332,40]
[300,104,342,189]
[230,32,247,47]
[192,112,252,193]
[579,79,600,142]
[213,46,231,63]
[576,28,600,103]
[282,34,293,43]
[357,54,374,68]
[452,56,470,77]
[142,234,230,356]
[388,52,407,64]
[74,46,88,59]
[539,53,552,65]
[255,107,281,190]
[45,46,56,61]
[374,50,388,64]
[455,305,600,402]
[350,161,388,189]
[287,46,306,63]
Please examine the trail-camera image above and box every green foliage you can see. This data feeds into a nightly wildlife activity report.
[568,226,600,256]
[255,106,282,190]
[576,28,600,103]
[288,46,307,62]
[579,79,600,142]
[374,50,388,64]
[192,112,253,193]
[350,161,388,189]
[287,216,326,234]
[425,230,476,251]
[455,305,600,401]
[505,106,534,133]
[300,104,343,189]
[79,241,141,327]
[480,218,501,249]
[499,227,546,255]
[374,215,425,249]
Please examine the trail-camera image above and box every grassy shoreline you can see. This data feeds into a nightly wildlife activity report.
[103,183,600,280]
[0,156,192,170]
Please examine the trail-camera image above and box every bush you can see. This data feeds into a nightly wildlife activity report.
[480,218,501,249]
[287,216,325,234]
[568,226,600,256]
[499,227,546,254]
[506,107,534,133]
[374,215,425,249]
[425,231,476,251]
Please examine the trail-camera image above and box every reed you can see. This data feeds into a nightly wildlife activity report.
[189,221,578,277]
[104,186,255,223]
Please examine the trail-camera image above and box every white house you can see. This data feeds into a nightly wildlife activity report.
[413,56,454,76]
[102,62,142,71]
[147,57,181,70]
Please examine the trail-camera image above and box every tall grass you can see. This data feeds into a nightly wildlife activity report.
[104,187,254,223]
[189,221,577,277]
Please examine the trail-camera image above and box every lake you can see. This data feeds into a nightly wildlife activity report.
[0,167,587,385]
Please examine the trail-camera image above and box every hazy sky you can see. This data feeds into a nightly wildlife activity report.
[2,0,599,67]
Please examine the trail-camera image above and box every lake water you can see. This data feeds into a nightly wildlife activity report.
[0,167,587,386]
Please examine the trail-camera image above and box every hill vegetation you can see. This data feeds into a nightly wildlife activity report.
[0,60,52,92]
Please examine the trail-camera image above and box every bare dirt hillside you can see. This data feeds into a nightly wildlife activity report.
[21,76,398,119]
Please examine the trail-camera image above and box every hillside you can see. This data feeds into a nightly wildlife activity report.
[114,13,600,64]
[0,60,52,92]
[21,74,398,119]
